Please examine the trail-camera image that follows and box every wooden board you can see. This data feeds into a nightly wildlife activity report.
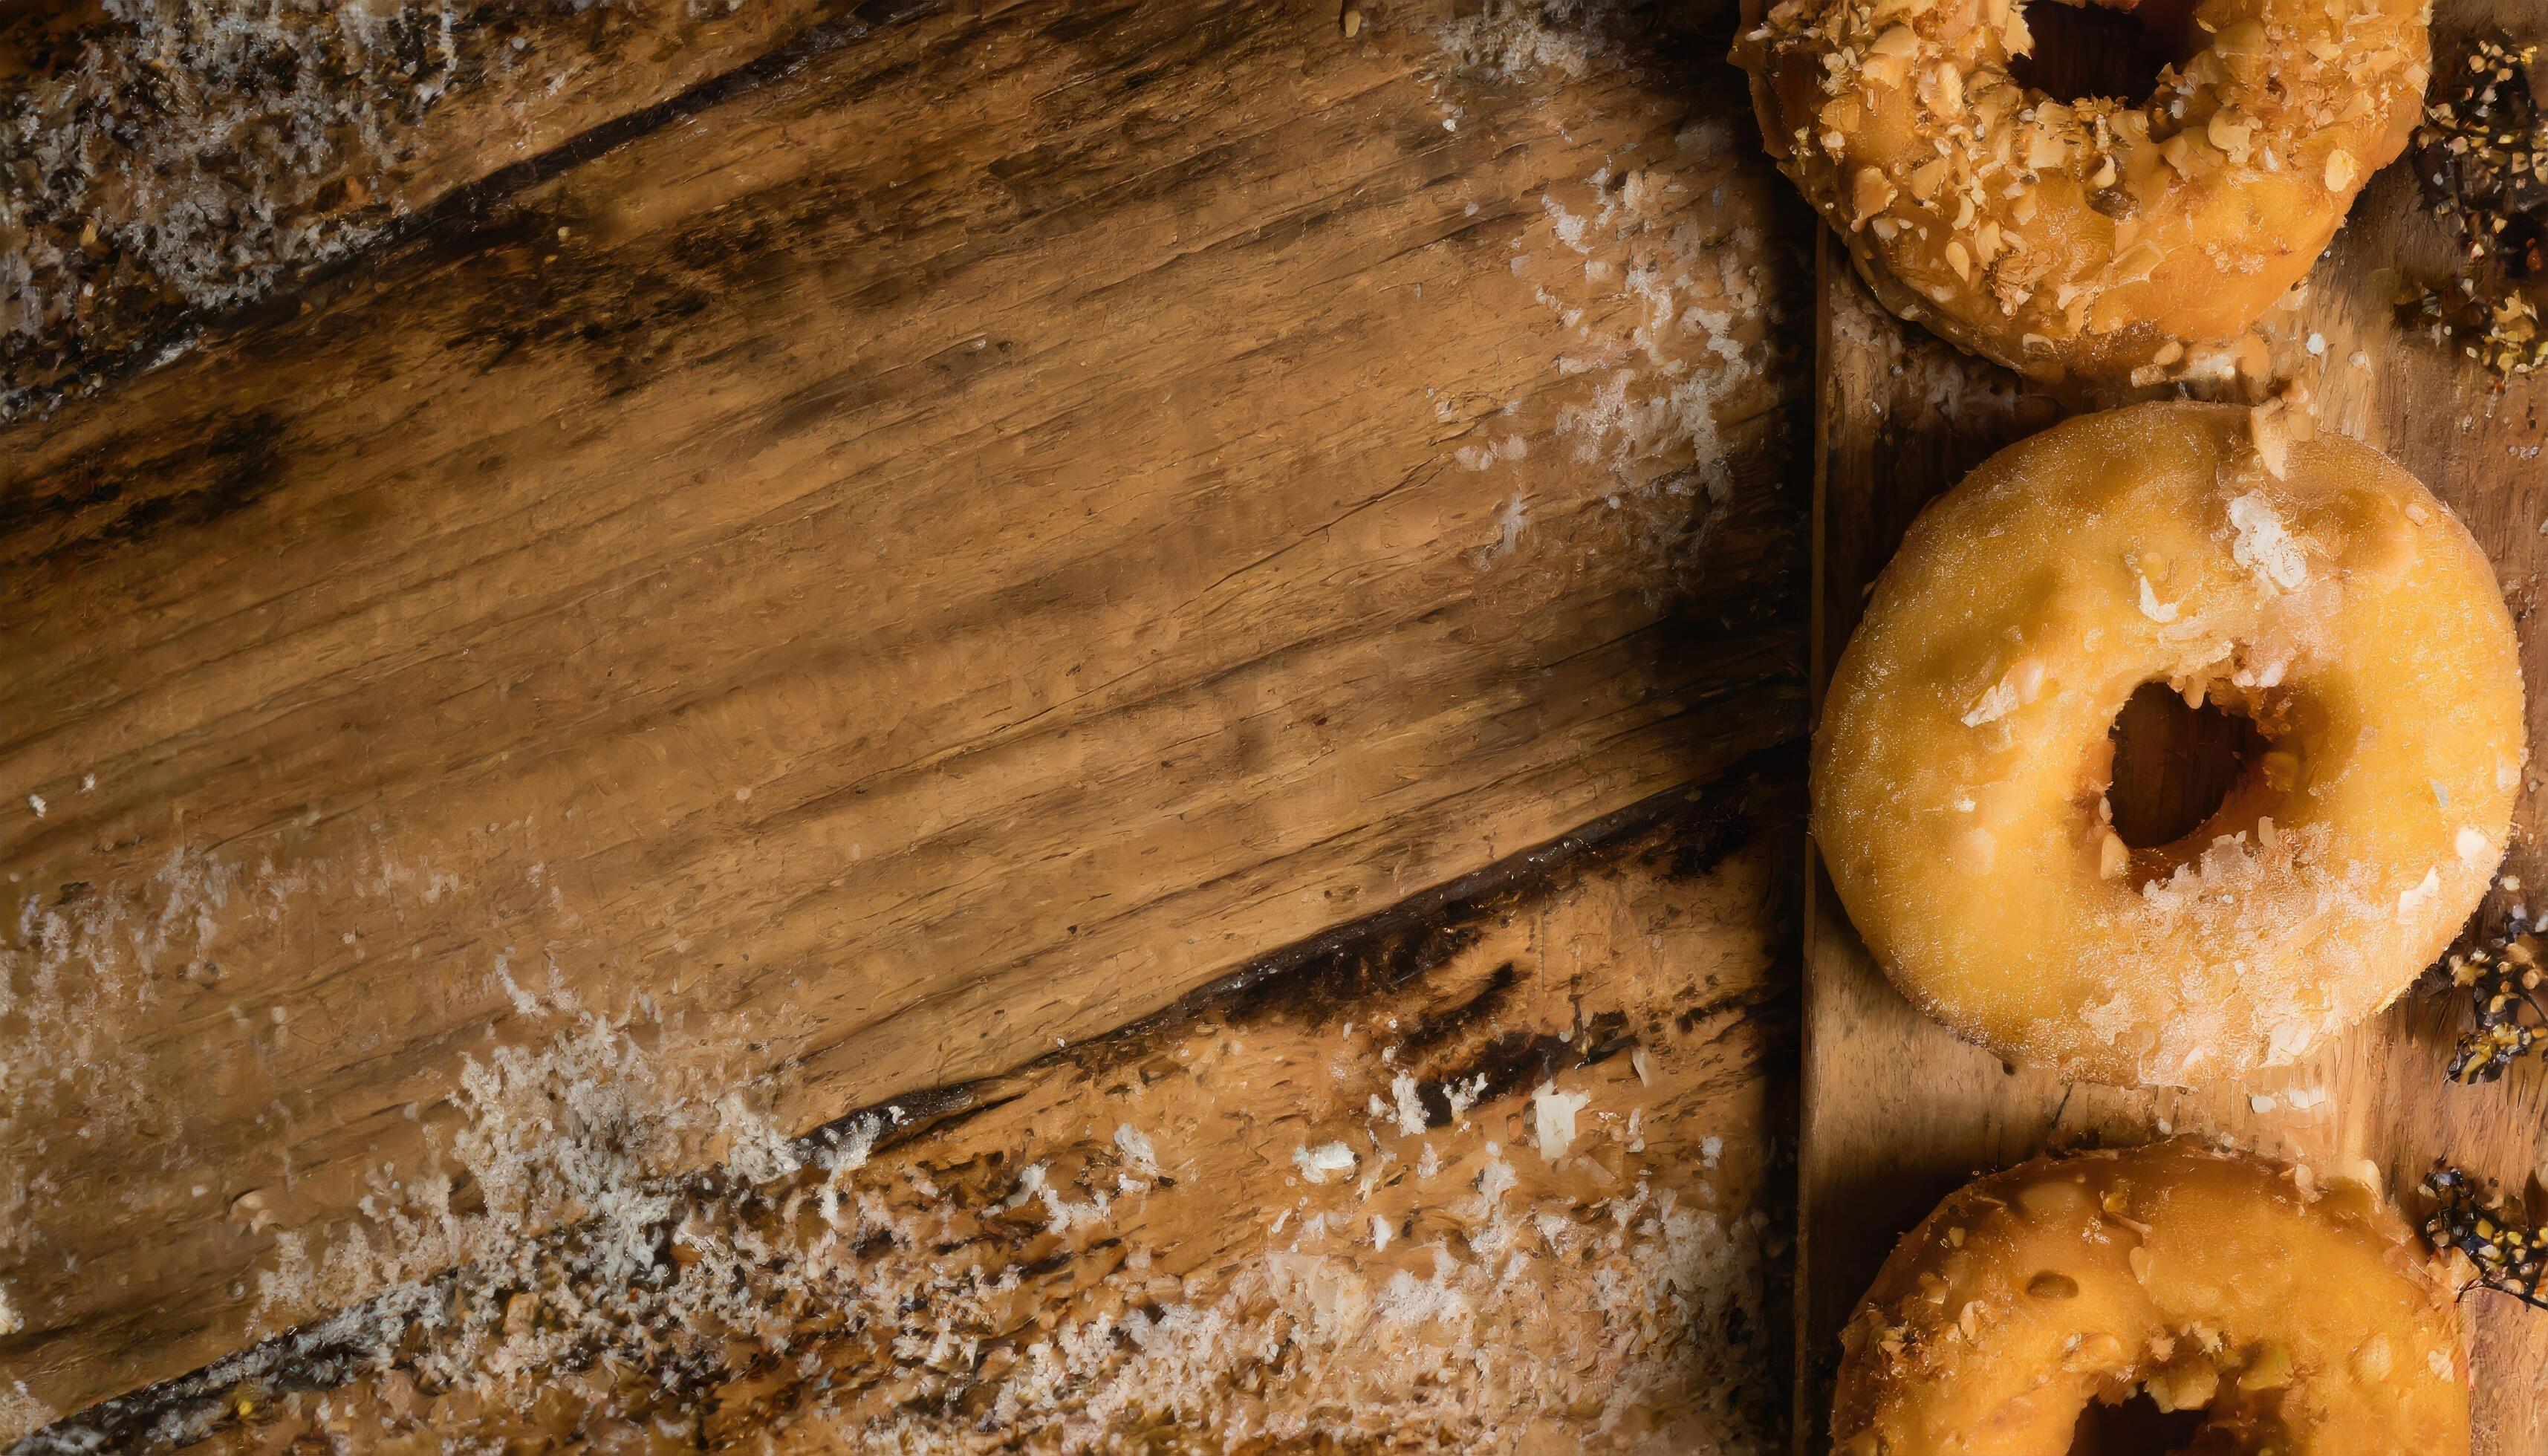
[31,753,1804,1452]
[0,0,1813,1435]
[1794,15,2548,1451]
[0,0,853,419]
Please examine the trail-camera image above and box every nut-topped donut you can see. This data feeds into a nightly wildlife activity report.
[1832,1141,2469,1455]
[1733,0,2431,382]
[1812,401,2523,1085]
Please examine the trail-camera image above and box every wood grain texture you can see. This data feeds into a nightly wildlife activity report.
[1794,7,2548,1446]
[0,0,1810,1429]
[38,755,1802,1455]
[0,0,851,419]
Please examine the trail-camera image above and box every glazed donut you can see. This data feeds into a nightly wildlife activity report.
[1832,1140,2469,1455]
[1732,0,2429,382]
[1812,401,2523,1085]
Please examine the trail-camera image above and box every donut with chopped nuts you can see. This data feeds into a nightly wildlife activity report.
[1832,1140,2469,1455]
[1732,0,2429,383]
[1812,402,2523,1085]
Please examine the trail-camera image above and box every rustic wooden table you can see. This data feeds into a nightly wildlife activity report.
[0,1,1813,1448]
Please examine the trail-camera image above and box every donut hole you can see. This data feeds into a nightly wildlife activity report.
[2106,683,2270,851]
[2006,0,2200,108]
[2067,1390,2209,1454]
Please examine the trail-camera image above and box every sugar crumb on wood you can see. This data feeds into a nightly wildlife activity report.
[1432,6,1803,605]
[0,0,1811,1443]
[23,776,1797,1452]
[0,0,825,423]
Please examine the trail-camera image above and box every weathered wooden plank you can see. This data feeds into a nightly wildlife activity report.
[0,0,1807,1426]
[1794,7,2548,1446]
[29,751,1801,1455]
[0,0,856,420]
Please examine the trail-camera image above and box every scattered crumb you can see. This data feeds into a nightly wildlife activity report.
[1293,1141,1359,1184]
[1434,1,1616,85]
[1113,1123,1159,1177]
[1530,1082,1591,1159]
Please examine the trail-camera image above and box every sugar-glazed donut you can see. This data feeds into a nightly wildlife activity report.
[1812,401,2523,1085]
[1832,1140,2469,1454]
[1733,0,2430,382]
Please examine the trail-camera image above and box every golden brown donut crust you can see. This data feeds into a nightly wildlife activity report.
[1833,1140,2470,1455]
[1733,0,2430,382]
[1811,403,2524,1085]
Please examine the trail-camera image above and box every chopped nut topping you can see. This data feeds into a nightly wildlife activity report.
[1853,166,1897,226]
[2243,383,2317,479]
[2209,111,2258,163]
[1932,62,1964,113]
[2149,1358,2218,1411]
[2237,1340,2295,1391]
